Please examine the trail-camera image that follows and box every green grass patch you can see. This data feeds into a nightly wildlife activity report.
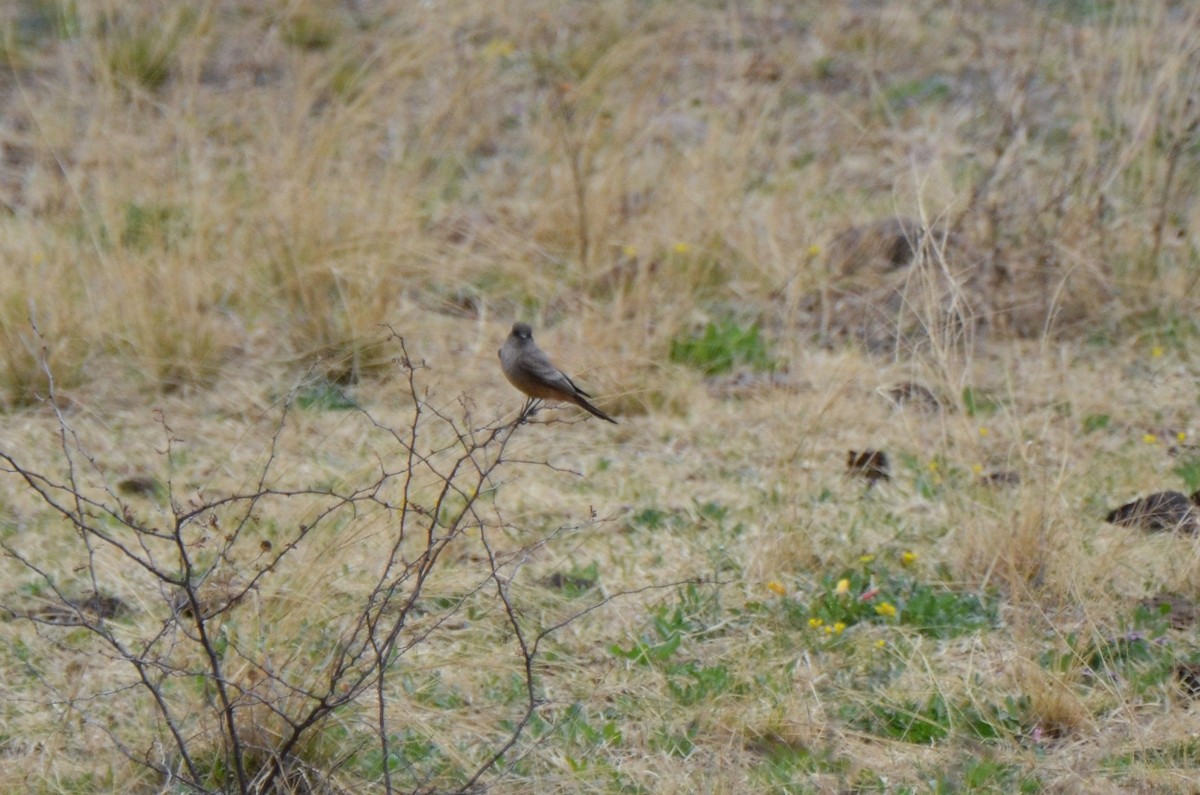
[1171,454,1200,492]
[669,320,777,376]
[844,692,1034,745]
[935,756,1043,793]
[295,381,358,411]
[752,736,852,789]
[1103,739,1200,775]
[883,75,952,109]
[1041,603,1177,696]
[782,563,996,641]
[961,386,1004,417]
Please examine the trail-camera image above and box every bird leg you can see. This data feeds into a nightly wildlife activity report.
[516,397,543,425]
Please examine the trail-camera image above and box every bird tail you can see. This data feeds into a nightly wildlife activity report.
[576,396,618,424]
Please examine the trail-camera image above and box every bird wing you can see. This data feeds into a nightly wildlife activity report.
[525,349,586,395]
[559,371,592,398]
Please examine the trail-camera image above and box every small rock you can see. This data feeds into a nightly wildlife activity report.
[1175,662,1200,698]
[1105,491,1200,533]
[980,470,1020,488]
[883,381,943,411]
[847,450,889,483]
[542,572,596,593]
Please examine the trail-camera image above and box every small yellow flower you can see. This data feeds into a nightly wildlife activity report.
[1178,431,1188,442]
[876,639,886,648]
[901,551,917,566]
[928,461,939,472]
[1143,434,1158,444]
[672,242,691,254]
[806,244,822,257]
[971,463,983,474]
[823,625,834,635]
[1151,346,1164,358]
[832,622,846,634]
[978,427,989,437]
[622,245,638,258]
[875,602,897,618]
[835,578,850,595]
[767,580,786,596]
[859,554,875,564]
[808,617,824,629]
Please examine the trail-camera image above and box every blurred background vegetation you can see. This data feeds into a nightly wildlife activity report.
[1,0,1197,408]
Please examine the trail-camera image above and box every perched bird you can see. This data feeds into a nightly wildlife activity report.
[1105,491,1200,533]
[499,322,617,424]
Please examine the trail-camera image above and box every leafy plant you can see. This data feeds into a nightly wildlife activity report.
[295,380,358,411]
[961,386,1003,417]
[846,692,1034,746]
[783,562,995,640]
[611,586,714,665]
[1041,604,1176,696]
[666,662,733,705]
[611,586,738,706]
[1171,454,1200,492]
[669,320,777,375]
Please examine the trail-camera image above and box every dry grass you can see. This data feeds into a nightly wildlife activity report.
[3,0,1200,792]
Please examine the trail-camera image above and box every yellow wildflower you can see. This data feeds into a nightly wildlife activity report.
[835,578,850,596]
[823,625,834,635]
[1152,346,1164,358]
[622,245,638,258]
[808,617,823,629]
[1143,434,1157,444]
[1178,431,1188,442]
[859,554,875,564]
[832,622,846,634]
[876,639,886,648]
[766,580,786,596]
[901,551,917,566]
[807,244,822,257]
[673,242,691,254]
[875,602,897,618]
[978,427,989,437]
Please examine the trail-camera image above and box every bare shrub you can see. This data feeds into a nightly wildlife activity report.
[0,330,666,793]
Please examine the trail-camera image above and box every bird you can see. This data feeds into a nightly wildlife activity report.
[499,322,617,424]
[1104,491,1200,533]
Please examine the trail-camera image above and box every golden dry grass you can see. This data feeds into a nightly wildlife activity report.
[3,0,1200,792]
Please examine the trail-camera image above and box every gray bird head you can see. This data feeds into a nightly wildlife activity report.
[511,322,534,341]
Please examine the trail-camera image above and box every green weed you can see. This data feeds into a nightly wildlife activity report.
[669,320,777,376]
[783,563,995,640]
[1041,604,1176,696]
[295,381,358,411]
[961,387,1003,417]
[845,692,1033,746]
